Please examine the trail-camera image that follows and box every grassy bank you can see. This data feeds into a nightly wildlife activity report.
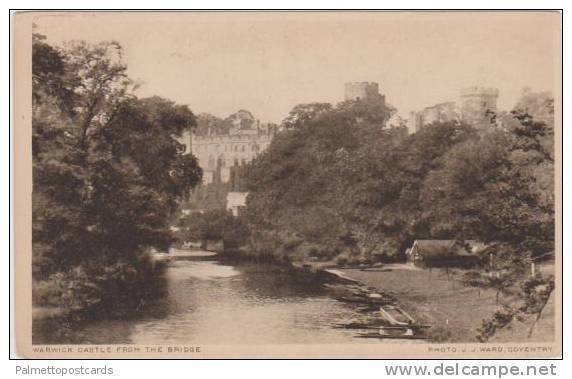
[181,245,556,343]
[338,264,555,343]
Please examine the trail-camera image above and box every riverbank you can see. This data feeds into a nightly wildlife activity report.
[178,248,556,343]
[337,264,555,343]
[32,259,170,333]
[34,249,378,344]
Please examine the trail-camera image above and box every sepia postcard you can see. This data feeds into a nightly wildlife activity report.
[12,10,562,359]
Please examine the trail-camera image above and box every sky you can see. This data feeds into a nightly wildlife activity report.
[34,12,560,124]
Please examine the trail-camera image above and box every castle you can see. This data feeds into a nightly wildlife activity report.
[344,81,386,104]
[459,86,499,127]
[183,83,387,215]
[182,82,497,214]
[190,111,276,186]
[408,86,499,132]
[179,110,277,215]
[408,102,460,133]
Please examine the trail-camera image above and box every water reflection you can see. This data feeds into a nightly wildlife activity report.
[34,251,372,344]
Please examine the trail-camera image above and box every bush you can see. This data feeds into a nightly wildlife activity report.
[282,233,304,252]
[33,260,157,318]
[33,268,102,312]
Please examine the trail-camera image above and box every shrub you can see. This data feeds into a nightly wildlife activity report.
[33,267,104,313]
[33,260,157,318]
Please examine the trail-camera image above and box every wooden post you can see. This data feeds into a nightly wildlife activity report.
[531,262,536,277]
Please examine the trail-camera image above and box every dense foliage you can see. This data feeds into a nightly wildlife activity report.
[32,34,202,314]
[177,209,249,251]
[242,92,555,339]
[244,99,472,263]
[243,95,554,265]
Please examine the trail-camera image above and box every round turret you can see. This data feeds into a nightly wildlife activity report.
[460,86,499,128]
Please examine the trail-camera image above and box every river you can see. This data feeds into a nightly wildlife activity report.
[34,250,379,344]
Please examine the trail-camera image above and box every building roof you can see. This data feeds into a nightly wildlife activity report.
[410,240,488,258]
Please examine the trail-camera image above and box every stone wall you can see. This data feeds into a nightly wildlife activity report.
[344,81,384,102]
[460,86,499,128]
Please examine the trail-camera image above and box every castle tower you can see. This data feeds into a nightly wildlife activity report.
[344,81,385,104]
[460,86,499,128]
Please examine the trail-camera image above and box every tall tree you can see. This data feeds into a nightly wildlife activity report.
[32,37,202,315]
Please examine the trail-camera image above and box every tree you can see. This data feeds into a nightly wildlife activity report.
[281,103,333,130]
[423,104,554,341]
[32,37,202,315]
[194,113,233,136]
[242,83,554,341]
[244,98,417,261]
[62,40,134,149]
[476,274,555,341]
[180,210,247,250]
[337,121,476,256]
[421,112,553,259]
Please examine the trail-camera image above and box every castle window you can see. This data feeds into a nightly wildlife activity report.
[242,145,246,152]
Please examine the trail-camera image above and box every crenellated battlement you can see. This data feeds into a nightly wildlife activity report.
[192,132,274,142]
[345,81,380,87]
[460,86,499,98]
[344,81,383,102]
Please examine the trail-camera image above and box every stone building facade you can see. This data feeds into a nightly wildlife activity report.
[191,127,274,185]
[408,86,499,132]
[459,86,499,128]
[179,110,277,213]
[407,102,460,133]
[344,81,386,104]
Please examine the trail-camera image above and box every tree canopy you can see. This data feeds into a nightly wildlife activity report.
[32,35,202,283]
[243,93,554,267]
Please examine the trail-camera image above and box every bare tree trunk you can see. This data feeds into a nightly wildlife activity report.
[79,104,97,148]
[528,293,552,338]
